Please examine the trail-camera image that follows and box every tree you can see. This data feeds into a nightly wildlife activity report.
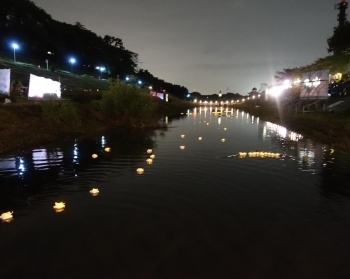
[327,22,350,54]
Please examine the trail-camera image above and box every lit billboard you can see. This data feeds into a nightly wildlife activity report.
[28,74,61,99]
[0,69,11,95]
[300,69,329,99]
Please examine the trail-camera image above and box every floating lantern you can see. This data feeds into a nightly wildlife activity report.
[53,202,65,211]
[150,154,155,159]
[89,188,99,195]
[147,149,152,154]
[221,138,225,142]
[146,158,153,164]
[180,146,185,150]
[0,211,13,221]
[92,154,98,159]
[198,137,202,140]
[136,168,144,174]
[181,135,185,138]
[104,147,111,152]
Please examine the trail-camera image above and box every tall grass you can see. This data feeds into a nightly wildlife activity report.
[101,81,158,126]
[40,100,80,125]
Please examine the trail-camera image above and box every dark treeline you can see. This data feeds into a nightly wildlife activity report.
[0,0,189,98]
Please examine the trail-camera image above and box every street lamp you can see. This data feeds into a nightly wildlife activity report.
[69,58,76,73]
[12,43,19,63]
[97,66,105,80]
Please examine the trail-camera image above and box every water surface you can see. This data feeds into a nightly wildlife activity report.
[1,107,350,279]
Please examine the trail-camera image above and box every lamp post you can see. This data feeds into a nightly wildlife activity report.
[69,58,76,73]
[98,66,105,80]
[12,43,19,63]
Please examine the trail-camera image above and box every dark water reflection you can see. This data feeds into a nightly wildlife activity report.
[1,107,350,279]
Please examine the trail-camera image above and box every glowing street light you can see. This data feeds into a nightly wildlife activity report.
[12,43,19,63]
[69,58,76,73]
[97,66,105,80]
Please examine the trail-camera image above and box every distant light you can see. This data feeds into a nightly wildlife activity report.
[69,58,76,64]
[99,67,105,72]
[126,77,130,81]
[138,80,142,85]
[12,43,19,50]
[187,94,190,97]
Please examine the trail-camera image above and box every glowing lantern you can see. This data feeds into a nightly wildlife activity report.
[92,154,98,158]
[180,146,185,150]
[147,149,152,154]
[136,168,144,174]
[146,158,153,164]
[221,138,225,142]
[89,188,99,196]
[198,137,202,140]
[150,154,155,159]
[181,135,185,138]
[0,211,13,221]
[206,123,209,125]
[104,147,111,152]
[224,128,227,131]
[53,202,65,212]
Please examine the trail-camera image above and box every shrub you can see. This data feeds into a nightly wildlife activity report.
[61,90,102,103]
[40,100,80,125]
[101,81,158,126]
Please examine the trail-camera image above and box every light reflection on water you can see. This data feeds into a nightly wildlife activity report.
[0,107,350,278]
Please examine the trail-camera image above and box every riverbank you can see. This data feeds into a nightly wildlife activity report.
[0,97,195,155]
[234,99,350,152]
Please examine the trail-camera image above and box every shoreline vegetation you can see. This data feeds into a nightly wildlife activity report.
[0,77,349,154]
[1,93,350,155]
[0,80,195,155]
[234,99,350,153]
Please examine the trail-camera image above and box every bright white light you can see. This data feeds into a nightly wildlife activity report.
[138,80,142,85]
[267,85,284,97]
[126,77,130,81]
[283,79,292,89]
[69,58,76,64]
[294,78,301,85]
[12,43,19,50]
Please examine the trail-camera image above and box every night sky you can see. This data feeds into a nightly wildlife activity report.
[32,0,338,95]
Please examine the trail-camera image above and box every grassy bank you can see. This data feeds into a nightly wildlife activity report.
[233,99,350,152]
[0,81,195,154]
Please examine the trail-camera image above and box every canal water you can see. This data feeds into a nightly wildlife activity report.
[1,107,350,279]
